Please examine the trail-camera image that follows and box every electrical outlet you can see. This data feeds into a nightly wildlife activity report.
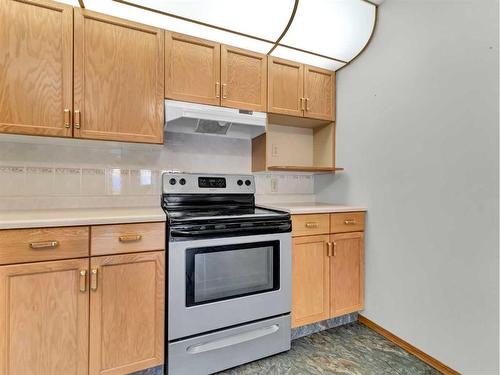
[271,177,278,192]
[272,144,278,157]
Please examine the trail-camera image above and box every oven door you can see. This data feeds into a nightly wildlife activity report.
[168,232,291,340]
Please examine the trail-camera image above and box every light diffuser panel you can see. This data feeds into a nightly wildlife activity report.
[271,46,346,71]
[280,0,376,62]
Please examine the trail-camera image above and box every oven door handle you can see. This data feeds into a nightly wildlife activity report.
[186,324,280,355]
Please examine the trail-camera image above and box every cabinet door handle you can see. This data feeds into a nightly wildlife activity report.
[333,241,337,257]
[305,98,310,111]
[327,242,332,257]
[90,268,98,291]
[299,97,305,111]
[222,83,227,99]
[344,219,357,225]
[215,82,220,98]
[74,110,81,129]
[63,109,71,128]
[79,270,87,293]
[305,222,319,229]
[29,240,59,250]
[119,234,142,242]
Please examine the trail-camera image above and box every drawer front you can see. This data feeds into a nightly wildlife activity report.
[91,222,165,256]
[330,212,365,233]
[292,214,330,237]
[0,226,89,265]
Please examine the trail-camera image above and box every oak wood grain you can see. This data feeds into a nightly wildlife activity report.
[267,57,304,117]
[292,235,330,328]
[304,65,335,121]
[221,45,267,112]
[0,226,89,265]
[89,251,164,375]
[330,232,364,317]
[74,9,164,144]
[292,214,330,237]
[90,222,165,256]
[165,31,220,106]
[0,0,73,137]
[330,212,366,233]
[0,258,89,375]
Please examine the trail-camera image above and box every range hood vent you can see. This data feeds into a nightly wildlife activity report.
[165,100,266,139]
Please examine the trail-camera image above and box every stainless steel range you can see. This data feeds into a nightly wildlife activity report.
[162,172,292,375]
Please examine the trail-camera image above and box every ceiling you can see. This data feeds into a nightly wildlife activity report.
[58,0,379,71]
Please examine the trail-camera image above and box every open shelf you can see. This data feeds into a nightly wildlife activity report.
[267,166,344,173]
[252,119,341,173]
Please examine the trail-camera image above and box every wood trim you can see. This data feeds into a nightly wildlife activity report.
[267,0,299,55]
[358,315,461,375]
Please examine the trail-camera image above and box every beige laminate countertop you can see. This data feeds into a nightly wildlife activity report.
[257,202,367,215]
[0,207,166,230]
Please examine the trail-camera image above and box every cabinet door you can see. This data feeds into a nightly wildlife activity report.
[291,235,330,328]
[330,232,364,317]
[304,65,335,121]
[0,259,89,375]
[267,57,304,117]
[165,32,220,106]
[89,251,165,375]
[74,10,164,144]
[221,45,267,112]
[0,0,73,137]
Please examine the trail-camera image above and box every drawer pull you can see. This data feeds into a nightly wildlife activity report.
[305,222,319,229]
[90,269,98,291]
[344,219,357,225]
[79,270,87,293]
[29,240,59,249]
[119,234,142,242]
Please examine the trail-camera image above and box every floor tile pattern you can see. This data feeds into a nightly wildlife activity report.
[217,322,441,375]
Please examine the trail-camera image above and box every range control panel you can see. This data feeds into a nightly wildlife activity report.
[162,173,255,194]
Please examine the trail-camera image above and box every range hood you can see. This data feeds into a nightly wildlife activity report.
[164,100,266,139]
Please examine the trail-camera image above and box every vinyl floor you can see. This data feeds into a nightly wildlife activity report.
[217,322,441,375]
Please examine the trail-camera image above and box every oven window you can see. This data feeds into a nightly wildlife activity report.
[186,241,280,306]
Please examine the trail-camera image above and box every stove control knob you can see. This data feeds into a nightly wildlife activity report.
[169,178,176,185]
[179,178,186,185]
[245,179,252,186]
[237,180,243,186]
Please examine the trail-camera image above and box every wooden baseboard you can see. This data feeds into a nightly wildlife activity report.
[358,315,460,375]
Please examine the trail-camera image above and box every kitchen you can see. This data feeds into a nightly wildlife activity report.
[0,0,498,375]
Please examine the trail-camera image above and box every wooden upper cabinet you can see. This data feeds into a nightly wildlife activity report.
[165,32,220,106]
[221,45,267,112]
[330,232,364,318]
[291,235,330,328]
[0,259,89,375]
[304,65,335,121]
[74,9,164,144]
[268,57,304,117]
[89,251,164,375]
[0,0,73,137]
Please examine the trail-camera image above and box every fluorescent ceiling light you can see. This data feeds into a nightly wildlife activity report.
[83,0,273,53]
[121,0,295,42]
[280,0,376,62]
[271,46,346,71]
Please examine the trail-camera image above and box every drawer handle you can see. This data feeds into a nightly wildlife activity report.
[29,240,59,249]
[119,234,142,242]
[344,219,357,225]
[305,222,319,229]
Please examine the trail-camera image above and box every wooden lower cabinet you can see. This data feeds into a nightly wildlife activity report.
[291,220,365,328]
[89,251,165,375]
[0,259,89,375]
[330,232,365,317]
[291,235,330,328]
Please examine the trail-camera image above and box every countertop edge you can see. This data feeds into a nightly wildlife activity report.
[257,203,367,215]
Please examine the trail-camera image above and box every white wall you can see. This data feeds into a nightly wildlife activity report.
[315,0,499,373]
